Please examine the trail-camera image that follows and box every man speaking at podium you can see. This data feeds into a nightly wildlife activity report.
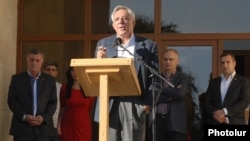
[94,5,161,141]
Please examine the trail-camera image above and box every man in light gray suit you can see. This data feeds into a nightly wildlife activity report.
[95,5,161,141]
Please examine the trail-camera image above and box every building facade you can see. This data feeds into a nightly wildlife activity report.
[0,0,250,141]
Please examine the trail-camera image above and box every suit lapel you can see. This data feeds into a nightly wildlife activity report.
[171,72,181,86]
[109,48,118,58]
[214,78,223,105]
[37,74,46,97]
[110,35,145,75]
[134,44,140,74]
[108,36,118,58]
[23,72,33,97]
[223,75,238,105]
[134,36,145,74]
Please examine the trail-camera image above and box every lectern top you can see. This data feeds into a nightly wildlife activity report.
[71,58,134,67]
[70,58,141,97]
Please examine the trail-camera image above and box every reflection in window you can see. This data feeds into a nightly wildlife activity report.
[110,0,154,33]
[167,46,212,122]
[92,0,154,33]
[224,40,250,50]
[162,0,250,33]
[168,46,212,94]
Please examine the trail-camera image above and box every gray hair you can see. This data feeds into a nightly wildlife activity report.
[110,5,136,22]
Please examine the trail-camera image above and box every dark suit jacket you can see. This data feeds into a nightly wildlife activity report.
[96,35,161,107]
[8,71,57,136]
[157,72,190,134]
[204,74,250,124]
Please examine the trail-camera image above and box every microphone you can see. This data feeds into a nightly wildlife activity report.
[112,37,122,48]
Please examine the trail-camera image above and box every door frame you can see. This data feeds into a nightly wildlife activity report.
[224,50,250,79]
[159,40,223,78]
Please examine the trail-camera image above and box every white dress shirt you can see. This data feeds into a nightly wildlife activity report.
[220,71,236,123]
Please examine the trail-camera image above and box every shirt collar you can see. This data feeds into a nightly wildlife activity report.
[121,34,135,47]
[220,71,236,80]
[27,70,41,79]
[163,71,176,79]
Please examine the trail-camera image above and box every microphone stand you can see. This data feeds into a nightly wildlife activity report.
[117,44,175,88]
[117,44,174,141]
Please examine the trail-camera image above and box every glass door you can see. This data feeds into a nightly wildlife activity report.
[159,40,222,95]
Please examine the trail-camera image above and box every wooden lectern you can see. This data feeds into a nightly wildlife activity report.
[70,58,141,141]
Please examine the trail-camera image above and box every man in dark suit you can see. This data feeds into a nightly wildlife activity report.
[155,49,190,141]
[204,52,250,125]
[7,48,57,141]
[95,5,161,141]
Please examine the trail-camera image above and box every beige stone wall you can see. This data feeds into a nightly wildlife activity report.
[0,0,18,140]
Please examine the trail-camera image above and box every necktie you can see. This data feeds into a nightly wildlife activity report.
[32,78,37,116]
